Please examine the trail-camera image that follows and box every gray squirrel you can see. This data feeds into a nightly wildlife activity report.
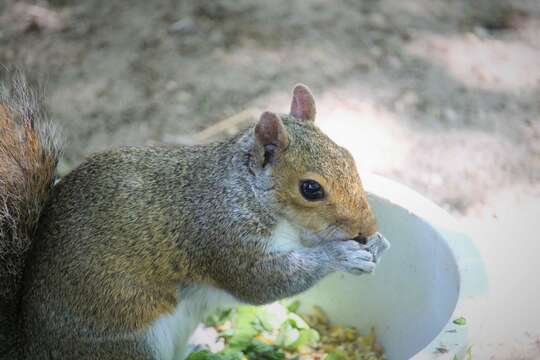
[0,68,389,359]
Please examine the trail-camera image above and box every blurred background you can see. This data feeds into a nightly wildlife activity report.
[1,0,539,358]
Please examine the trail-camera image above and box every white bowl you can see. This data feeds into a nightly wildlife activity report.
[294,174,487,360]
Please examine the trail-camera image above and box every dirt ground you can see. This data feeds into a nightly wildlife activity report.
[1,0,539,358]
[1,0,539,213]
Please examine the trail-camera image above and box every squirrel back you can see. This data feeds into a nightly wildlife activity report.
[0,68,61,357]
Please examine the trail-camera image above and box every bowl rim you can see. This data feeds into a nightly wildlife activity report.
[363,173,486,360]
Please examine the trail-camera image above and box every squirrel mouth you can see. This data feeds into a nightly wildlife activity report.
[352,235,368,245]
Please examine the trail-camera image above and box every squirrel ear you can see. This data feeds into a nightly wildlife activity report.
[290,84,316,121]
[254,111,289,167]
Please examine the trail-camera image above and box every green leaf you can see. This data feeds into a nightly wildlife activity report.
[276,321,300,348]
[249,339,275,353]
[257,303,289,330]
[254,310,276,332]
[186,349,223,360]
[287,313,309,330]
[292,328,320,349]
[222,345,247,355]
[286,300,301,313]
[244,340,286,360]
[222,352,245,360]
[217,328,235,338]
[324,353,344,360]
[453,317,467,326]
[228,306,260,348]
[204,308,233,327]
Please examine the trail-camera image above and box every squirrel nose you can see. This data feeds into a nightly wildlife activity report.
[352,234,368,245]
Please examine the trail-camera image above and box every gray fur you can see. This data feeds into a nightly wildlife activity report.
[0,74,388,359]
[0,67,61,359]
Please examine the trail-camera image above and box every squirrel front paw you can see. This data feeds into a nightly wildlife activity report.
[323,240,376,275]
[359,232,390,264]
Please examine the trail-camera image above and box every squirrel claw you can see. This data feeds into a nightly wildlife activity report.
[360,232,390,264]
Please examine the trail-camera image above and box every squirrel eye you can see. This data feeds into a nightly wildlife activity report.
[299,180,325,201]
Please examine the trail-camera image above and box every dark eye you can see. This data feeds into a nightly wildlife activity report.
[299,180,325,201]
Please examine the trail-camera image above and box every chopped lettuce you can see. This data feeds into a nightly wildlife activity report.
[189,302,385,360]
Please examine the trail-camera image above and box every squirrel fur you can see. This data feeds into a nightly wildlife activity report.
[0,68,389,360]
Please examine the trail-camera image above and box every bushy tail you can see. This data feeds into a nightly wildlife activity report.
[0,68,61,357]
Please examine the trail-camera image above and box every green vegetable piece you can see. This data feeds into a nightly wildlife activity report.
[223,352,237,360]
[189,349,244,360]
[217,328,235,338]
[186,349,223,360]
[222,352,245,360]
[204,308,233,327]
[228,306,260,348]
[287,313,310,330]
[244,340,286,360]
[286,300,301,313]
[276,321,300,348]
[222,345,246,355]
[292,328,320,348]
[258,303,289,330]
[324,353,344,360]
[248,339,275,353]
[255,310,278,332]
[453,317,467,326]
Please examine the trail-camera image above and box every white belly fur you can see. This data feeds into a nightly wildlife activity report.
[145,285,237,360]
[267,219,304,252]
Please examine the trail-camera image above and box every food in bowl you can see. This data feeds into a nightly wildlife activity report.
[187,301,385,360]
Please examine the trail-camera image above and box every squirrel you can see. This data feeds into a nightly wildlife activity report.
[0,68,390,360]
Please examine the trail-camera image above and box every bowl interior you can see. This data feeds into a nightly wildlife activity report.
[294,192,460,359]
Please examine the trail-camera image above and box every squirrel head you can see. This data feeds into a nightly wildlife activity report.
[250,84,377,244]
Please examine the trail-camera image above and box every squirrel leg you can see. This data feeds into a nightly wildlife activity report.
[220,247,333,305]
[218,240,375,305]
